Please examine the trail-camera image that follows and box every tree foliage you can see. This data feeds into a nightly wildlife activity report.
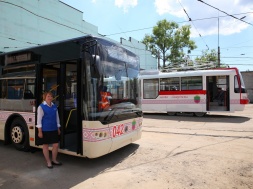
[142,19,197,68]
[195,49,218,63]
[195,49,229,69]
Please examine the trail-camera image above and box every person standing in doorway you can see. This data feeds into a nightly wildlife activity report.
[36,91,62,168]
[213,87,225,106]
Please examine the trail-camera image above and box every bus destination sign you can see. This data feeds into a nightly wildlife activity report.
[7,52,32,64]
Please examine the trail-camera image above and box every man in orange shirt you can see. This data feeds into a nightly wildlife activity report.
[99,86,111,111]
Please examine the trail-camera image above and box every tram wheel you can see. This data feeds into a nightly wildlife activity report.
[194,112,206,117]
[167,112,176,116]
[10,118,30,151]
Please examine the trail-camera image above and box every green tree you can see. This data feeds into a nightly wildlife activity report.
[142,19,196,69]
[195,49,228,69]
[195,49,218,64]
[195,49,220,68]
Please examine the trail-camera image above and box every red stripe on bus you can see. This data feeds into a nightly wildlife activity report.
[240,99,249,104]
[159,90,206,95]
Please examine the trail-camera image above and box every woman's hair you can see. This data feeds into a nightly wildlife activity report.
[42,91,53,100]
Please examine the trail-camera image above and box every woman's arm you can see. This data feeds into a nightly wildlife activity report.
[36,106,44,138]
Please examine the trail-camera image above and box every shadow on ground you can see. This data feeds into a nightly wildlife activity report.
[0,142,139,189]
[143,112,251,124]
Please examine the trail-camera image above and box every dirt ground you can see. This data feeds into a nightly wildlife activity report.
[75,105,253,189]
[0,105,253,189]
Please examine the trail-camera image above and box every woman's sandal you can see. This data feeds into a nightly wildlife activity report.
[47,165,53,169]
[52,161,62,166]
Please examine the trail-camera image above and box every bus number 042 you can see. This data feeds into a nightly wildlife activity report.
[112,124,124,137]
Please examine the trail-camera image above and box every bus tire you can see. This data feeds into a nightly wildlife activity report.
[10,118,30,151]
[167,112,176,116]
[194,112,206,117]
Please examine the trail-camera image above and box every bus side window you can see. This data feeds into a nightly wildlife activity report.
[24,78,35,99]
[7,87,24,99]
[0,80,7,98]
[7,79,24,99]
[24,90,34,99]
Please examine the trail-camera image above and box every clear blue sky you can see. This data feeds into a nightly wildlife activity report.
[61,0,253,71]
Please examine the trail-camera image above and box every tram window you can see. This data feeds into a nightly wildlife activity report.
[143,79,159,99]
[160,77,179,91]
[234,75,247,93]
[181,76,202,90]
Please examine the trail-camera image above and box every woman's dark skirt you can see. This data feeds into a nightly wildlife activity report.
[42,130,60,144]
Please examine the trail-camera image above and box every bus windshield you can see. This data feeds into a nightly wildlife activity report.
[83,38,141,124]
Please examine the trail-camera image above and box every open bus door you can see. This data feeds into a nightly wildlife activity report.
[35,61,82,155]
[206,75,230,112]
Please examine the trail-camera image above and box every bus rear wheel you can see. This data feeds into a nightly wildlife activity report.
[10,118,30,151]
[194,112,206,117]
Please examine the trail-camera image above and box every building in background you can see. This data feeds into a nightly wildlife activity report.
[2,0,250,96]
[241,71,253,103]
[120,37,157,70]
[0,0,156,70]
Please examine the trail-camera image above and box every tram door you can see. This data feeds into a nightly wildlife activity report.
[206,75,230,111]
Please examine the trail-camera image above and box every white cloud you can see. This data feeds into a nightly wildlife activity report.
[115,0,137,13]
[154,0,253,37]
[154,0,185,18]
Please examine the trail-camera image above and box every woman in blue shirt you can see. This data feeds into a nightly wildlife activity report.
[36,91,62,168]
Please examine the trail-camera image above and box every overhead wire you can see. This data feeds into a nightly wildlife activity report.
[177,0,209,50]
[197,0,253,27]
[0,0,90,49]
[1,0,252,50]
[104,12,253,36]
[1,0,252,68]
[0,1,90,34]
[0,34,41,47]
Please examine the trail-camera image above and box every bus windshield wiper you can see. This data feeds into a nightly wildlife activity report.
[102,108,119,124]
[121,109,143,117]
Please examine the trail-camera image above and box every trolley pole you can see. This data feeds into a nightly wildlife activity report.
[218,16,220,68]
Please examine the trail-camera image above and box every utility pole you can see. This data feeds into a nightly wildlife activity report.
[197,0,249,68]
[218,14,220,68]
[157,51,160,70]
[154,47,160,70]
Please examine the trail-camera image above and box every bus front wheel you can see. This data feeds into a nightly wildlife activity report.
[10,118,30,151]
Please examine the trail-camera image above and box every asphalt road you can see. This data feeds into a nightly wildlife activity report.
[0,105,253,189]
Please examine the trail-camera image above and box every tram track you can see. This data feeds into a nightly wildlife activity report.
[143,125,253,133]
[142,128,253,139]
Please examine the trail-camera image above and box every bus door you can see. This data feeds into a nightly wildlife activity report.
[35,63,60,146]
[35,62,81,154]
[206,75,229,111]
[59,62,80,154]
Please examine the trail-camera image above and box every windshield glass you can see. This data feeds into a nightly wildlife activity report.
[234,73,247,93]
[83,37,142,124]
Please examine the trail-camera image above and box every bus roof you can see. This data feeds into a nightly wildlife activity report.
[0,35,138,66]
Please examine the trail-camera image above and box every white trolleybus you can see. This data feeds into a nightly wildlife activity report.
[140,68,249,117]
[0,36,143,158]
